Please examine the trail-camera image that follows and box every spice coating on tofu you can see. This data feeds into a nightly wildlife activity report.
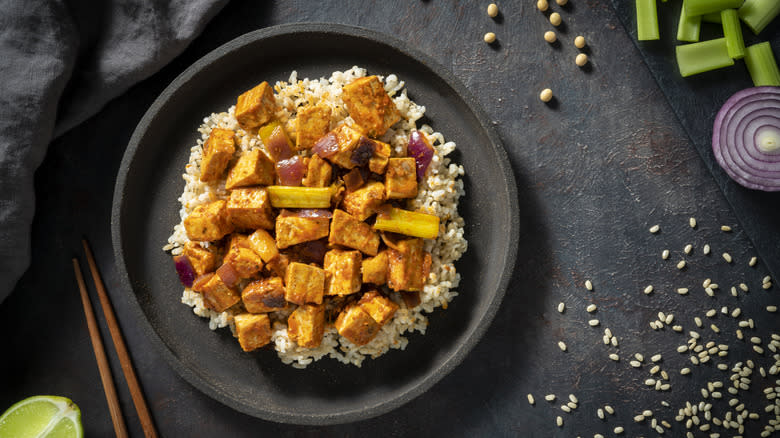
[235,82,277,130]
[284,262,326,305]
[200,128,236,182]
[287,304,325,348]
[295,104,332,150]
[341,75,401,137]
[335,303,381,346]
[323,249,362,296]
[183,200,234,242]
[227,188,275,230]
[242,277,286,313]
[234,313,272,352]
[225,149,275,190]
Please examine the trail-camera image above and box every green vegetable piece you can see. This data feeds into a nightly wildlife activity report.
[739,0,780,34]
[702,12,723,23]
[721,9,746,59]
[744,42,780,86]
[676,38,735,77]
[683,0,744,17]
[678,4,702,42]
[374,208,440,239]
[636,0,660,41]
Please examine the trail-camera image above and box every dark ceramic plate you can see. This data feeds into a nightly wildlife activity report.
[112,23,518,425]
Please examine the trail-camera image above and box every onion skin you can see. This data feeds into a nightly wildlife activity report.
[174,255,196,287]
[407,131,435,180]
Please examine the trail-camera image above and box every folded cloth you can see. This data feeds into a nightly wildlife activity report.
[0,0,228,303]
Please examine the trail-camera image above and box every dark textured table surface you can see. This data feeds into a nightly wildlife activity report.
[2,1,779,437]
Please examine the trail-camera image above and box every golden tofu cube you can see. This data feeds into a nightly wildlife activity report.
[247,229,279,262]
[358,290,399,326]
[385,158,418,199]
[301,154,332,188]
[223,247,264,279]
[341,181,385,221]
[242,277,286,313]
[361,250,388,285]
[225,149,275,190]
[284,262,325,305]
[200,128,236,182]
[387,238,427,292]
[328,209,379,256]
[341,76,401,137]
[323,249,362,296]
[234,313,272,352]
[182,242,218,276]
[235,81,277,130]
[265,253,290,278]
[335,304,380,346]
[368,139,392,174]
[275,216,330,249]
[192,273,240,312]
[327,124,363,169]
[296,104,332,150]
[227,187,275,230]
[287,304,325,348]
[183,200,234,242]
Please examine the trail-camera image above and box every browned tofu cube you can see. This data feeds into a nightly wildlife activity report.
[225,149,275,190]
[341,181,385,221]
[192,273,240,312]
[361,250,388,285]
[387,238,427,292]
[235,82,277,130]
[323,249,362,296]
[327,124,363,169]
[328,209,379,256]
[287,304,325,348]
[247,229,279,262]
[223,247,263,279]
[275,216,330,249]
[369,139,392,174]
[234,313,272,352]
[301,154,332,187]
[341,76,401,137]
[358,290,399,326]
[227,187,275,230]
[385,158,418,199]
[284,262,325,305]
[242,277,286,313]
[335,304,380,346]
[295,104,332,150]
[200,128,236,182]
[184,200,234,242]
[265,253,290,278]
[182,242,218,275]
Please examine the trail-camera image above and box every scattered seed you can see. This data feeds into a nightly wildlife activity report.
[630,360,641,368]
[753,345,764,354]
[549,12,562,26]
[575,53,588,67]
[540,88,553,103]
[611,336,619,347]
[677,345,688,353]
[694,316,702,327]
[711,324,720,333]
[706,309,717,317]
[574,35,586,48]
[665,314,674,325]
[767,305,777,313]
[635,353,644,361]
[739,283,748,292]
[545,394,556,401]
[684,244,693,254]
[681,367,691,375]
[644,285,654,294]
[569,394,578,403]
[703,244,711,255]
[604,405,614,415]
[678,287,689,295]
[558,341,567,351]
[688,217,697,228]
[544,31,557,43]
[556,0,568,5]
[585,280,593,291]
[673,325,683,332]
[483,32,496,44]
[763,275,771,284]
[723,252,733,263]
[731,286,738,297]
[527,393,535,405]
[651,354,662,362]
[537,0,549,11]
[749,256,757,267]
[557,302,565,313]
[732,308,742,318]
[634,414,645,422]
[589,319,600,327]
[614,426,624,434]
[703,278,712,288]
[649,224,660,233]
[677,260,687,270]
[586,304,597,313]
[556,415,563,427]
[662,249,670,260]
[487,3,499,17]
[609,353,619,361]
[561,404,571,413]
[763,281,773,290]
[721,225,732,232]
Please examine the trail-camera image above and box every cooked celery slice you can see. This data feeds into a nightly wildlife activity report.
[676,38,735,77]
[266,186,333,208]
[373,208,440,239]
[683,0,744,17]
[744,42,780,86]
[677,4,702,42]
[739,0,780,34]
[721,9,746,59]
[636,0,660,41]
[702,12,723,23]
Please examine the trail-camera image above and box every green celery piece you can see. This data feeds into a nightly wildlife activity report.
[744,42,780,86]
[702,12,723,23]
[678,4,702,42]
[637,0,660,41]
[676,38,735,77]
[683,0,744,17]
[739,0,780,34]
[722,9,746,59]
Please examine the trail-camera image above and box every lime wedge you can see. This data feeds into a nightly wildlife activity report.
[0,396,82,438]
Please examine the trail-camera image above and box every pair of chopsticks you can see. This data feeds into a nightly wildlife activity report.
[72,239,158,438]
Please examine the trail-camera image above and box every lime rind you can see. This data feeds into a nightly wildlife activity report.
[0,396,83,438]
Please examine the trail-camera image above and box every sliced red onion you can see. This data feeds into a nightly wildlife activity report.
[278,208,333,218]
[350,136,374,167]
[713,87,780,191]
[173,255,196,287]
[407,131,435,180]
[216,263,239,288]
[275,155,305,186]
[264,124,294,162]
[312,132,339,158]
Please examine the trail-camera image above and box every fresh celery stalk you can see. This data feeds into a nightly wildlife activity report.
[744,42,780,86]
[676,38,735,77]
[636,0,660,41]
[739,0,780,34]
[701,12,723,23]
[373,208,440,239]
[266,186,333,208]
[678,4,702,42]
[721,9,746,59]
[683,0,744,17]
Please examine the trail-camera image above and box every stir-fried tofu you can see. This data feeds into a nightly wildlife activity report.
[385,158,418,199]
[358,290,399,326]
[265,253,290,278]
[200,128,236,182]
[227,187,275,230]
[223,247,264,279]
[284,262,325,305]
[387,238,427,292]
[341,76,401,137]
[361,250,388,285]
[247,229,279,262]
[295,104,332,150]
[225,149,275,190]
[301,154,332,187]
[235,81,277,130]
[335,304,380,346]
[287,304,325,348]
[242,277,286,313]
[181,242,218,275]
[275,216,330,249]
[183,200,234,242]
[341,181,385,221]
[328,209,380,256]
[323,249,362,296]
[192,273,240,312]
[368,139,392,174]
[234,313,271,352]
[327,124,363,169]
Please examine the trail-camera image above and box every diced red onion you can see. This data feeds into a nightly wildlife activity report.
[275,155,305,186]
[713,86,780,191]
[265,125,294,162]
[279,208,333,218]
[312,132,339,158]
[407,131,435,180]
[216,263,239,288]
[296,239,328,264]
[173,255,196,287]
[351,137,374,166]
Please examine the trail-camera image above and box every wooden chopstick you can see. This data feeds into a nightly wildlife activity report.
[73,258,129,438]
[82,239,159,438]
